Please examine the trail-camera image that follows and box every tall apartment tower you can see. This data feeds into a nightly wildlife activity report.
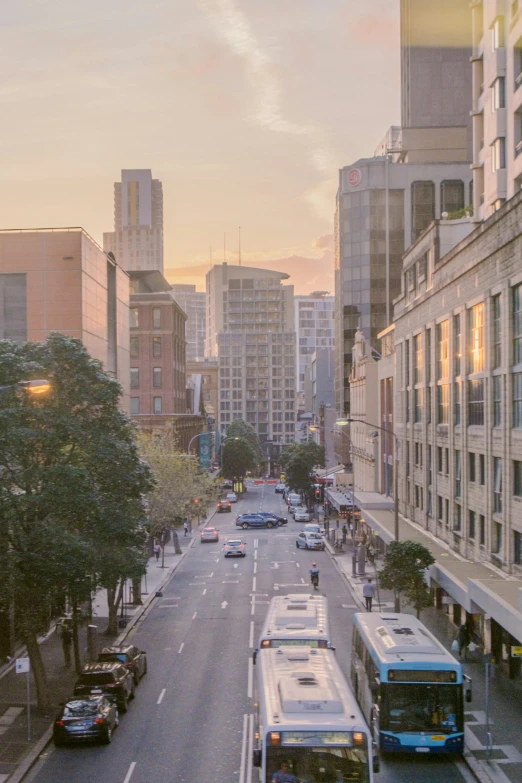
[104,169,164,273]
[294,293,334,408]
[171,284,206,362]
[206,263,296,453]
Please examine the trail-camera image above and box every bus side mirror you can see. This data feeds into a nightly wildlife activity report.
[253,650,257,665]
[466,689,472,703]
[253,749,262,767]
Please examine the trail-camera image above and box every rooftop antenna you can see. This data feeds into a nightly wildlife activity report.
[238,226,242,266]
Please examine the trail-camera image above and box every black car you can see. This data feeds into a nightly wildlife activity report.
[217,499,232,513]
[257,512,288,526]
[97,644,147,686]
[73,663,134,712]
[53,695,118,746]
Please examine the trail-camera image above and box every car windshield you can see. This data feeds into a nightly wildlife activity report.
[63,700,101,717]
[227,541,241,546]
[203,528,217,533]
[308,533,321,539]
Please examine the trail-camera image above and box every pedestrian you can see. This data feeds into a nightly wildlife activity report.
[342,524,348,544]
[349,521,354,538]
[367,543,375,565]
[456,623,471,658]
[184,521,189,537]
[153,542,161,561]
[324,518,329,536]
[362,578,375,612]
[61,625,72,668]
[336,519,340,530]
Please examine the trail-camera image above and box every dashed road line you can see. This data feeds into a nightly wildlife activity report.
[157,689,166,705]
[247,658,253,698]
[249,620,254,649]
[202,588,207,595]
[178,643,184,654]
[192,611,197,619]
[123,762,136,783]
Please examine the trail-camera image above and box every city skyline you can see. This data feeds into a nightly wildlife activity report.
[0,0,400,293]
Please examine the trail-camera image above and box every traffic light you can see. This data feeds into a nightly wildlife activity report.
[194,498,199,505]
[315,488,321,500]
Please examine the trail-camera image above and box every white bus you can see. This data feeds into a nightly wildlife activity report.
[253,646,377,782]
[253,594,332,664]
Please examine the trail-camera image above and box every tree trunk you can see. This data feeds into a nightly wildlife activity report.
[105,580,124,636]
[172,530,182,555]
[23,629,52,715]
[72,602,82,674]
[132,576,142,606]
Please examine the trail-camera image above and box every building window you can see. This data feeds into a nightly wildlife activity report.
[412,181,435,242]
[413,334,422,384]
[514,531,521,565]
[153,396,162,414]
[493,295,502,368]
[405,339,410,386]
[441,180,465,216]
[426,386,432,424]
[405,390,410,423]
[414,388,423,422]
[427,489,433,516]
[152,308,161,329]
[153,367,162,388]
[480,453,486,486]
[445,448,449,476]
[455,451,461,497]
[468,379,485,425]
[493,457,502,514]
[469,303,485,373]
[514,460,522,496]
[491,76,506,110]
[491,16,505,50]
[130,397,140,415]
[437,321,449,379]
[130,308,139,328]
[415,485,423,510]
[514,283,522,363]
[437,384,449,424]
[469,510,476,540]
[480,515,485,546]
[493,522,502,555]
[469,452,476,482]
[491,137,506,171]
[415,442,423,466]
[454,504,462,531]
[438,446,443,473]
[454,314,462,376]
[437,495,443,523]
[425,329,432,383]
[130,368,139,389]
[514,373,522,428]
[493,375,502,427]
[454,381,461,425]
[153,337,162,357]
[428,445,432,485]
[130,336,139,358]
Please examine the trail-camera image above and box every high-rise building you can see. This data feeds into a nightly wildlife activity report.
[470,1,522,219]
[171,284,206,362]
[104,169,164,273]
[206,263,296,451]
[294,293,334,407]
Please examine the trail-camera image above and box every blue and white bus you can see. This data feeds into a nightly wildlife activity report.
[351,613,472,755]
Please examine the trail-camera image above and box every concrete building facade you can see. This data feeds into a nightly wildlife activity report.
[294,293,334,406]
[104,169,164,273]
[171,284,206,362]
[186,357,218,418]
[205,263,296,450]
[0,228,130,408]
[304,348,335,417]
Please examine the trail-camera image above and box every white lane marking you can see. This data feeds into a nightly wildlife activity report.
[247,657,253,698]
[249,621,254,649]
[254,550,258,561]
[296,563,300,568]
[253,561,257,574]
[252,576,257,592]
[254,539,258,550]
[301,578,305,583]
[158,604,178,608]
[251,597,255,615]
[178,643,184,654]
[202,588,207,595]
[221,601,228,608]
[239,714,248,783]
[455,761,479,782]
[246,713,254,783]
[189,582,205,586]
[157,689,166,705]
[223,580,239,583]
[192,611,197,619]
[123,762,137,783]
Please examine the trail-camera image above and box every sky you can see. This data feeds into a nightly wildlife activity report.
[0,0,400,293]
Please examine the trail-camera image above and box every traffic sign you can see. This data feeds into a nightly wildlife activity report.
[15,657,30,674]
[511,646,522,658]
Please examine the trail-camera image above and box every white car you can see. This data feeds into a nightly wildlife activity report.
[294,507,312,523]
[304,523,325,536]
[296,531,325,550]
[223,537,246,557]
[226,492,238,503]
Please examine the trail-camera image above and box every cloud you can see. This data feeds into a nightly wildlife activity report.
[197,0,336,221]
[312,233,334,251]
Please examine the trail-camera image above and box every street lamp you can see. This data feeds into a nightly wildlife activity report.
[0,379,51,395]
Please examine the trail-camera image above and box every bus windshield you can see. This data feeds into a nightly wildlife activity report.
[266,746,370,783]
[381,683,462,733]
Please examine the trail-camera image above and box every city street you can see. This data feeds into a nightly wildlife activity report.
[25,485,474,783]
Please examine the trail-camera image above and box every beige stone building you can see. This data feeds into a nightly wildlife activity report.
[0,228,130,408]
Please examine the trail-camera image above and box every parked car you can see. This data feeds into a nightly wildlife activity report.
[53,695,119,746]
[223,479,234,488]
[294,507,312,523]
[304,522,325,536]
[223,537,247,557]
[200,526,219,542]
[226,492,238,503]
[296,531,325,550]
[236,514,275,529]
[97,644,147,686]
[275,483,285,493]
[73,663,134,713]
[257,512,288,526]
[289,503,305,517]
[217,499,232,513]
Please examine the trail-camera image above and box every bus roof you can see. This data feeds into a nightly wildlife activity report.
[257,647,369,732]
[258,594,330,646]
[354,613,460,666]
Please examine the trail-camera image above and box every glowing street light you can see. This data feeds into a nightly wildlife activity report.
[0,379,51,396]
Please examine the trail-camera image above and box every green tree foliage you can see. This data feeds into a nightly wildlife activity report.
[0,334,153,712]
[281,441,325,501]
[222,437,256,480]
[137,430,216,535]
[378,541,435,617]
[227,419,263,465]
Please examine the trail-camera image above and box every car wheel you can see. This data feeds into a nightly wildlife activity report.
[53,736,65,747]
[143,660,148,677]
[278,521,283,526]
[130,685,136,700]
[295,541,299,548]
[242,553,246,557]
[114,710,120,727]
[266,521,273,529]
[242,523,249,529]
[104,726,113,744]
[119,695,128,713]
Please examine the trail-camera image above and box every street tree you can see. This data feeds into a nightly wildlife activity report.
[222,437,256,481]
[227,419,263,465]
[281,441,325,504]
[0,333,153,710]
[378,540,435,617]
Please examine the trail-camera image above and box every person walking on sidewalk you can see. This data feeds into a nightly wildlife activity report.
[184,521,189,537]
[456,623,470,659]
[153,542,161,561]
[61,626,72,668]
[342,524,348,544]
[362,578,375,612]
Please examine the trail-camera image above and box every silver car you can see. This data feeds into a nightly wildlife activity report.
[223,537,247,557]
[200,527,219,543]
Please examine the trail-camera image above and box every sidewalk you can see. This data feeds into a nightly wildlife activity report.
[0,521,204,783]
[326,533,522,783]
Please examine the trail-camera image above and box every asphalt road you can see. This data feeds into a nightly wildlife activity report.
[26,484,475,783]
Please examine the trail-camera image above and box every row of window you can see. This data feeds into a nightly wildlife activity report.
[130,367,184,389]
[131,396,169,415]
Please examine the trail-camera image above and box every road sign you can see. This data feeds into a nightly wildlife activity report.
[511,646,522,658]
[16,657,30,674]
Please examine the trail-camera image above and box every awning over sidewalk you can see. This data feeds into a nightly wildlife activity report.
[325,488,352,511]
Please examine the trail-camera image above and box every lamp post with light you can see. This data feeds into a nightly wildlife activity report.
[0,380,51,396]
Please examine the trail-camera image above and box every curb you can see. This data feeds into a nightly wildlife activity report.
[7,728,53,783]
